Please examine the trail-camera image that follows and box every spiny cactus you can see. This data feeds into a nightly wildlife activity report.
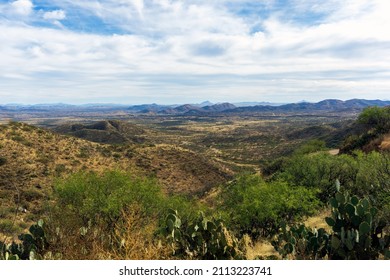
[271,222,330,259]
[161,209,243,260]
[272,181,390,260]
[0,219,48,260]
[325,182,389,259]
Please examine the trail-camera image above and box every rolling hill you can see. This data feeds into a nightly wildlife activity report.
[0,122,233,236]
[226,99,390,114]
[2,99,389,120]
[53,120,146,144]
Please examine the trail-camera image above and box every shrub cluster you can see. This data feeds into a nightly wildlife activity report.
[218,174,319,238]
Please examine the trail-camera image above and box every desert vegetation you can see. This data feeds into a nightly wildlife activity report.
[1,106,389,259]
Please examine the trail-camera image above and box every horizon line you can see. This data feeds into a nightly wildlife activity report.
[1,98,390,107]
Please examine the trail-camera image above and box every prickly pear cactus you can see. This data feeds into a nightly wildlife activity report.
[326,189,389,259]
[272,181,390,260]
[161,209,242,259]
[0,219,48,260]
[271,222,329,259]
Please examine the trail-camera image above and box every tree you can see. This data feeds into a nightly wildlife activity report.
[357,106,390,134]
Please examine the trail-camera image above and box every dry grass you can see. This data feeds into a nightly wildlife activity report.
[0,122,233,238]
[176,119,277,134]
[246,237,278,260]
[133,144,233,195]
[245,210,332,260]
[379,134,390,150]
[97,206,171,260]
[0,123,139,233]
[304,209,332,230]
[328,149,340,155]
[44,204,171,260]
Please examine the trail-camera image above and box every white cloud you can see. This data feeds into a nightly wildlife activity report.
[10,0,33,16]
[1,0,390,103]
[43,10,66,21]
[131,0,144,17]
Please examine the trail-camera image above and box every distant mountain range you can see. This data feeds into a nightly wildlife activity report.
[127,99,390,115]
[1,99,389,116]
[225,99,390,114]
[157,102,237,115]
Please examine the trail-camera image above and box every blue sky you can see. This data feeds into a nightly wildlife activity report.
[0,0,390,104]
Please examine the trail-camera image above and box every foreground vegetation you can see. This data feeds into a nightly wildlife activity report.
[1,170,389,260]
[1,107,390,259]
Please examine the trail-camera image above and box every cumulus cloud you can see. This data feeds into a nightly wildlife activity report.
[10,0,33,16]
[1,0,390,104]
[43,10,66,21]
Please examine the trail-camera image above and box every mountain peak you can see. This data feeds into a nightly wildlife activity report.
[200,101,213,107]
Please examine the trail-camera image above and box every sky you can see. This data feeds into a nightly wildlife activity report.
[0,0,390,105]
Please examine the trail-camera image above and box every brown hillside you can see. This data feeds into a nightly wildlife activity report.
[54,120,146,144]
[0,122,233,236]
[133,144,233,196]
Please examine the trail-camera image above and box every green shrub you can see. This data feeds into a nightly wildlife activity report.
[340,106,390,152]
[262,140,327,176]
[293,139,327,155]
[37,154,54,165]
[278,151,390,203]
[112,153,121,159]
[54,164,67,176]
[21,125,34,132]
[279,152,358,200]
[22,189,44,202]
[11,135,32,146]
[0,220,19,235]
[354,151,390,199]
[77,147,91,158]
[358,106,390,134]
[219,174,319,238]
[54,170,165,226]
[0,157,6,166]
[164,195,200,223]
[0,207,9,219]
[46,170,198,259]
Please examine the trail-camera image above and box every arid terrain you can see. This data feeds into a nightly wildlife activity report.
[1,100,389,260]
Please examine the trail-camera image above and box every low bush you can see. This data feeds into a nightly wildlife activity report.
[278,151,390,204]
[219,174,319,238]
[0,156,6,166]
[53,170,165,226]
[0,220,19,235]
[44,170,195,259]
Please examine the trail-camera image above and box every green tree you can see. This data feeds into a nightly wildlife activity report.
[357,106,390,134]
[53,170,164,226]
[219,174,319,238]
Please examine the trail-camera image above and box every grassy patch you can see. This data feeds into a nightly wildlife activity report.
[0,220,20,235]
